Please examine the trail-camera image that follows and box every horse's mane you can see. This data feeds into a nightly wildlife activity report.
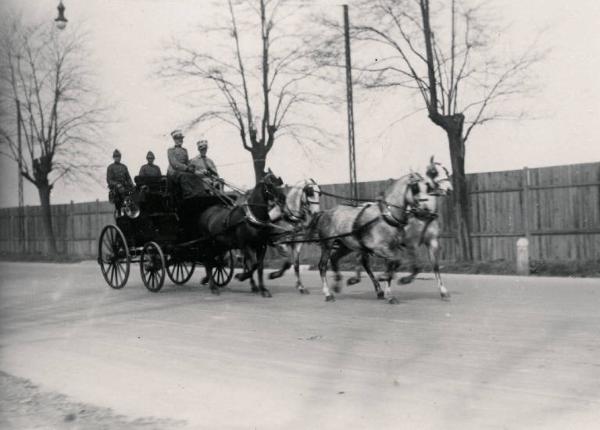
[285,180,308,213]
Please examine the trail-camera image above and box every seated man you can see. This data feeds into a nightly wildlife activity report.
[167,129,206,200]
[189,138,221,192]
[107,149,134,212]
[138,151,162,177]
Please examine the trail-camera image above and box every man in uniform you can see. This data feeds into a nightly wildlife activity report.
[138,151,162,177]
[167,129,204,199]
[106,149,134,210]
[190,138,221,191]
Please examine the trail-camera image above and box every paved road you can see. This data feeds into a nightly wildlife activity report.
[1,261,599,429]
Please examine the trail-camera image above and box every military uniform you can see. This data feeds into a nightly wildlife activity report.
[107,162,133,190]
[139,163,162,177]
[167,146,190,177]
[190,155,218,176]
[107,155,133,211]
[190,155,220,190]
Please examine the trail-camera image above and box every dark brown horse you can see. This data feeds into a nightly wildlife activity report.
[197,170,285,297]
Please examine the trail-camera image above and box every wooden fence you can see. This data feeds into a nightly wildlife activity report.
[1,161,599,261]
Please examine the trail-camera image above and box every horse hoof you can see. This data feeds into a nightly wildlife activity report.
[377,291,385,300]
[398,276,413,285]
[268,271,281,280]
[261,290,272,298]
[325,295,335,302]
[387,297,400,305]
[299,289,310,295]
[346,277,360,286]
[200,276,209,285]
[441,292,451,301]
[234,273,244,281]
[210,288,220,295]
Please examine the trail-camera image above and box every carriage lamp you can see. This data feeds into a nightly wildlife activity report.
[55,1,68,30]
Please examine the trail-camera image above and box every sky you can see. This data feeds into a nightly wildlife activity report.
[1,0,600,207]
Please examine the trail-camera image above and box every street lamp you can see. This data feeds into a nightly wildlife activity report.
[55,1,68,30]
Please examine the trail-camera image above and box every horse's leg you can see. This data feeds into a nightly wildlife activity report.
[330,245,352,294]
[346,253,362,286]
[381,260,400,304]
[359,252,385,300]
[318,244,334,302]
[205,261,220,295]
[292,243,309,294]
[428,238,450,300]
[256,244,272,298]
[399,245,420,284]
[268,243,292,280]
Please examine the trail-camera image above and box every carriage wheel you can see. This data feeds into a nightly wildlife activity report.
[210,250,235,287]
[166,257,196,285]
[140,241,166,292]
[98,225,130,289]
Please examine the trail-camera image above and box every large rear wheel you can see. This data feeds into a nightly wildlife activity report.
[98,225,130,289]
[210,250,235,287]
[140,241,166,292]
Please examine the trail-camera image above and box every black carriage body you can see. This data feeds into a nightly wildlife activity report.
[98,174,237,292]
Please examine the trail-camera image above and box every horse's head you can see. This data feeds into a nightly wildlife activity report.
[261,168,286,206]
[301,179,321,215]
[425,156,453,196]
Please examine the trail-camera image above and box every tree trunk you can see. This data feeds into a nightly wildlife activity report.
[251,147,267,184]
[37,183,58,256]
[446,128,473,261]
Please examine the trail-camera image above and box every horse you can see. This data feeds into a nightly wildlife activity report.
[197,169,285,298]
[267,179,321,294]
[347,156,453,300]
[309,156,452,303]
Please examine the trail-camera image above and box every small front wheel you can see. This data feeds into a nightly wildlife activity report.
[140,241,166,292]
[210,250,235,287]
[166,257,196,285]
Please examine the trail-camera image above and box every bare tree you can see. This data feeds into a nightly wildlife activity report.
[0,18,107,255]
[322,0,543,260]
[158,0,337,184]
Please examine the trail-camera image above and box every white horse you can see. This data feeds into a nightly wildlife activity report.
[267,179,321,294]
[309,156,452,303]
[347,157,453,300]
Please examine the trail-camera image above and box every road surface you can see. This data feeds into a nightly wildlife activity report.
[1,261,599,429]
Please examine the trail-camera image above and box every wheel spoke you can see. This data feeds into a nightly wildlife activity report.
[109,264,116,285]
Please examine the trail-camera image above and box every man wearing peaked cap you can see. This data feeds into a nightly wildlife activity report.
[107,149,133,210]
[167,129,191,178]
[167,128,207,199]
[139,151,162,177]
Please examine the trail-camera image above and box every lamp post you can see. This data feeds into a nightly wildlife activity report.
[55,1,68,30]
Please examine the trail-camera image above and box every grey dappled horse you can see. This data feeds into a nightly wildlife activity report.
[347,157,453,301]
[267,179,321,294]
[309,156,452,303]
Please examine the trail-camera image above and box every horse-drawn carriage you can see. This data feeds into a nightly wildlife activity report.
[97,174,237,292]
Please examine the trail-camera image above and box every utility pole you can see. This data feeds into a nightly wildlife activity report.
[343,4,358,203]
[16,99,25,252]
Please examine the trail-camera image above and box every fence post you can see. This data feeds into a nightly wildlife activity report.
[522,167,531,242]
[516,237,530,275]
[94,199,100,257]
[69,200,75,257]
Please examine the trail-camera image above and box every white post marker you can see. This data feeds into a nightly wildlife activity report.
[516,237,530,276]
